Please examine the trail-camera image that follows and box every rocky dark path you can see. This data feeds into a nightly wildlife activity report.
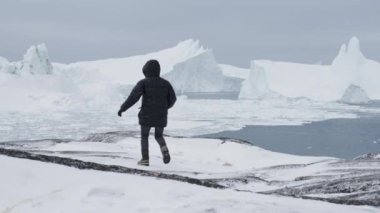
[0,147,225,189]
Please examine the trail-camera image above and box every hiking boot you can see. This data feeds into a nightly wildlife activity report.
[137,159,149,166]
[161,146,171,164]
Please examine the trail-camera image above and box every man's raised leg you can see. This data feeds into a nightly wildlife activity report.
[155,127,170,164]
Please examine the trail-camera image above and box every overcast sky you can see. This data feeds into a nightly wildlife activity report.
[0,0,379,67]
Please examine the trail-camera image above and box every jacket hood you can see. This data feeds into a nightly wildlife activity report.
[143,60,160,77]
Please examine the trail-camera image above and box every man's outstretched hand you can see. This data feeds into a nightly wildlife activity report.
[117,110,123,117]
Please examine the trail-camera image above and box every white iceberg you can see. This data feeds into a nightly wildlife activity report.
[19,43,53,75]
[68,39,207,85]
[163,50,241,94]
[239,63,272,99]
[340,84,370,104]
[1,44,53,75]
[239,37,380,102]
[0,40,220,110]
[219,63,249,79]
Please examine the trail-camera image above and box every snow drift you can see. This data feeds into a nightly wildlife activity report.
[240,37,380,102]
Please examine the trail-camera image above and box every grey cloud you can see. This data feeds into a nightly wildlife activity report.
[0,0,379,66]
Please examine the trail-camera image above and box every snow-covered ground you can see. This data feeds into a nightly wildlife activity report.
[0,133,379,212]
[0,155,374,213]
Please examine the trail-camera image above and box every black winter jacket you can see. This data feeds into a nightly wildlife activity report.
[119,60,177,127]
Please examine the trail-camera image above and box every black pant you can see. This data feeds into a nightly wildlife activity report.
[141,126,167,160]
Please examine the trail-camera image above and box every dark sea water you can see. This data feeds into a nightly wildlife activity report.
[203,115,380,159]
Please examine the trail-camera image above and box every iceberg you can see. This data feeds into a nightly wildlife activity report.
[240,60,331,100]
[0,44,119,111]
[163,50,241,95]
[240,37,380,102]
[340,84,370,104]
[0,40,223,110]
[331,37,380,100]
[1,44,53,75]
[1,37,379,111]
[219,64,249,79]
[68,39,207,85]
[239,63,271,99]
[19,43,53,75]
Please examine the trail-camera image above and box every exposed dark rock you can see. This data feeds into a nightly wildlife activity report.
[263,173,380,206]
[354,153,380,160]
